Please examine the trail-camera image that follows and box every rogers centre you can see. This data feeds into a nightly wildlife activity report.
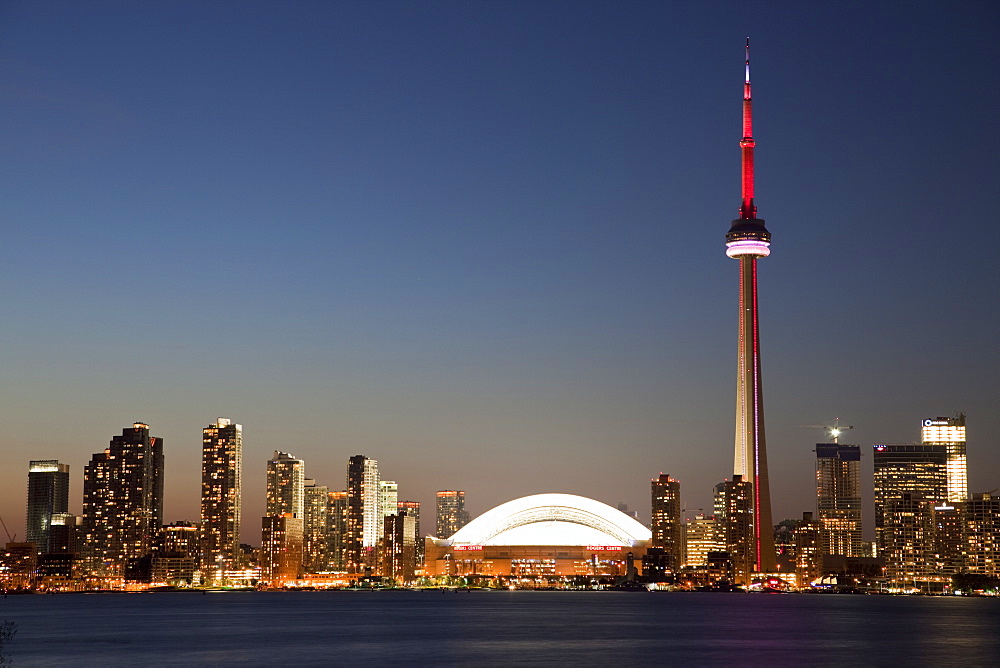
[424,493,652,578]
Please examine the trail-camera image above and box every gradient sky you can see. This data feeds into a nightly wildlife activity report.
[1,1,997,543]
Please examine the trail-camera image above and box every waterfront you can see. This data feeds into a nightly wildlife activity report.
[2,591,998,666]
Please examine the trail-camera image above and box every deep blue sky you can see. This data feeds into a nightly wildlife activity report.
[1,1,997,541]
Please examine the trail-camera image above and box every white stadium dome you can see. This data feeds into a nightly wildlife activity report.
[445,493,651,547]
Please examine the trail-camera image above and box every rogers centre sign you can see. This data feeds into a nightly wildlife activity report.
[453,545,483,551]
[587,546,625,551]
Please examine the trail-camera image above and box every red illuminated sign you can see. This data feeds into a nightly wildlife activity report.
[453,545,483,551]
[586,546,624,552]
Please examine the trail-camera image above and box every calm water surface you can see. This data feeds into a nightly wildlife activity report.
[2,591,998,666]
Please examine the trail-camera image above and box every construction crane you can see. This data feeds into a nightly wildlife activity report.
[0,515,15,543]
[801,417,854,444]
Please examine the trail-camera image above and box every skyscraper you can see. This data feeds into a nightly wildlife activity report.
[724,39,775,574]
[200,418,242,583]
[327,490,348,570]
[397,500,422,564]
[262,451,305,581]
[436,490,470,538]
[921,415,968,504]
[261,513,303,586]
[650,474,682,570]
[815,443,862,557]
[82,422,164,578]
[873,444,947,560]
[303,479,329,573]
[379,480,398,539]
[723,475,754,585]
[346,455,379,571]
[266,451,305,519]
[380,511,417,584]
[26,460,70,554]
[965,492,1000,577]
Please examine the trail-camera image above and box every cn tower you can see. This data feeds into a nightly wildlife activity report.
[725,38,776,573]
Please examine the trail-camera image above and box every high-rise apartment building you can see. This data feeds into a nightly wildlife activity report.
[303,479,329,573]
[794,512,822,587]
[815,443,862,557]
[723,475,753,585]
[650,474,682,570]
[346,455,379,571]
[921,415,968,504]
[26,460,70,553]
[964,492,1000,577]
[200,418,242,583]
[881,493,936,590]
[380,511,417,584]
[873,443,947,558]
[327,490,348,570]
[436,490,470,538]
[262,451,305,580]
[397,501,422,564]
[261,514,303,586]
[82,422,164,578]
[380,480,398,540]
[266,451,305,518]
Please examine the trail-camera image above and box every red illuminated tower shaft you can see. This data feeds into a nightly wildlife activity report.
[725,38,776,575]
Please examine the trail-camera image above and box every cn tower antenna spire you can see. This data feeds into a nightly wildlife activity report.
[739,37,756,220]
[745,37,751,85]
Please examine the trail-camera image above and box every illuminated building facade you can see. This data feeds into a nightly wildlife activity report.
[815,443,862,557]
[723,475,753,584]
[266,451,305,518]
[327,490,348,570]
[724,39,776,575]
[26,460,70,554]
[303,479,329,573]
[436,490,470,538]
[346,455,380,571]
[379,480,398,540]
[200,418,242,583]
[794,512,821,587]
[650,474,682,570]
[302,478,330,573]
[964,492,1000,577]
[921,415,967,504]
[873,443,947,559]
[152,522,199,586]
[82,422,164,579]
[881,493,935,590]
[929,503,965,576]
[425,494,651,579]
[261,513,303,586]
[397,500,422,564]
[684,514,724,568]
[262,451,305,580]
[380,511,417,584]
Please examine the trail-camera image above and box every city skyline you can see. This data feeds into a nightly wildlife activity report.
[1,2,998,536]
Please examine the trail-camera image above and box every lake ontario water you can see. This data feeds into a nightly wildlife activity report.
[2,590,998,666]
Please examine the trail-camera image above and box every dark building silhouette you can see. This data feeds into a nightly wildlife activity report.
[82,422,164,579]
[650,474,682,570]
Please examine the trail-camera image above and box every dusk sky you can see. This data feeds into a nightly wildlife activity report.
[1,1,997,543]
